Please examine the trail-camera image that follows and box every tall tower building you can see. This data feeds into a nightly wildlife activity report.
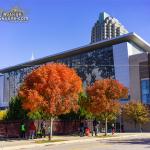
[91,12,128,43]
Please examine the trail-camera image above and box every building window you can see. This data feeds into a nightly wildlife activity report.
[141,78,150,104]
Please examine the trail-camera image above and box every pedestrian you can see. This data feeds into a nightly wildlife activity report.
[20,122,26,139]
[92,118,99,136]
[85,127,90,136]
[79,121,84,137]
[41,121,46,138]
[29,121,36,139]
[121,125,124,133]
[111,123,115,135]
[84,119,88,133]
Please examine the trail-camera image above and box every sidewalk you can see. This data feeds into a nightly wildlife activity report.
[0,133,150,150]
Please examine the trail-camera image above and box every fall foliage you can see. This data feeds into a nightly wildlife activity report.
[123,101,150,132]
[19,63,82,115]
[19,63,83,139]
[0,110,7,120]
[84,79,128,135]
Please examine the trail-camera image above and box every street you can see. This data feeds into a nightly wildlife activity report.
[25,135,150,150]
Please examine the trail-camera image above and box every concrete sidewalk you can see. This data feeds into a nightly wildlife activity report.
[0,133,150,150]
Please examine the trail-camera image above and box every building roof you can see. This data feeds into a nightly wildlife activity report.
[0,32,150,73]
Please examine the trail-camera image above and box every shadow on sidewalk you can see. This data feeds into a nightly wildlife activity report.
[105,137,150,146]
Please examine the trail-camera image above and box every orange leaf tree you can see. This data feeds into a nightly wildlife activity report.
[84,79,128,136]
[19,63,82,140]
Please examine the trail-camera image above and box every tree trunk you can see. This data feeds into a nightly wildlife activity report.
[139,123,142,133]
[37,120,40,132]
[48,117,53,140]
[119,114,122,133]
[134,121,137,132]
[105,117,108,136]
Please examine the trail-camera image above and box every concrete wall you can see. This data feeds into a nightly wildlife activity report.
[129,53,148,101]
[124,120,150,132]
[113,42,146,101]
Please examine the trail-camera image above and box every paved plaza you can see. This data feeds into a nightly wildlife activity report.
[1,133,150,150]
[24,134,150,150]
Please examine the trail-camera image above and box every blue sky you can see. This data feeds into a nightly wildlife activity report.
[0,0,150,69]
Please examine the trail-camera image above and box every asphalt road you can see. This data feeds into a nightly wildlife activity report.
[25,135,150,150]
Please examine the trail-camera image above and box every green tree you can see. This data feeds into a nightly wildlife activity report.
[123,101,150,132]
[78,92,93,119]
[59,92,93,120]
[97,112,118,124]
[5,96,28,120]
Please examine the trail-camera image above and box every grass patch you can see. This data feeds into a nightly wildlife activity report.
[35,139,67,144]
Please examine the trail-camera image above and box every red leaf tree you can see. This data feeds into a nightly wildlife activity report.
[19,63,82,140]
[85,79,128,136]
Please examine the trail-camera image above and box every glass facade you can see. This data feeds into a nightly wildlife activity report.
[141,79,150,104]
[3,46,115,102]
[57,46,115,85]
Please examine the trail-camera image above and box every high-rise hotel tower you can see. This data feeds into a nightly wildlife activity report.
[91,12,128,43]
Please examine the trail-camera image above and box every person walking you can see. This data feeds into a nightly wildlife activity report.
[92,118,99,136]
[121,125,125,133]
[20,122,26,139]
[41,121,46,138]
[111,123,115,135]
[84,119,90,136]
[84,119,88,133]
[79,121,84,137]
[29,121,36,139]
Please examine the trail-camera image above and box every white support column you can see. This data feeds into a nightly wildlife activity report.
[0,74,4,108]
[113,42,130,88]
